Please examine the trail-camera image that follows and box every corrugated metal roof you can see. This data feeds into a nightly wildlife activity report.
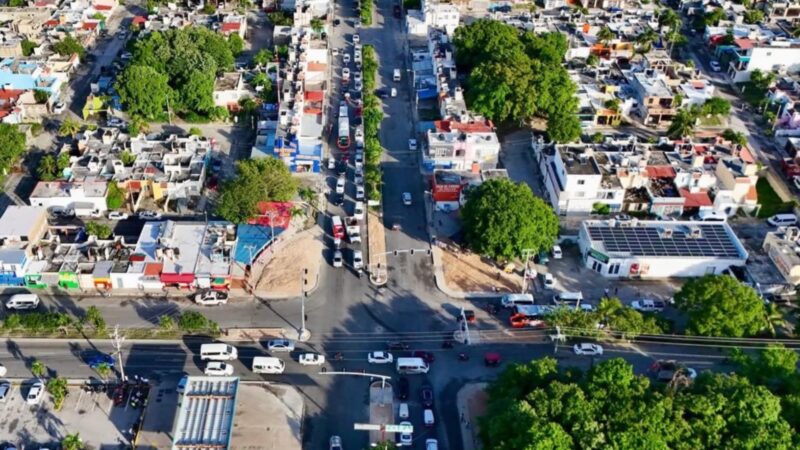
[172,376,239,450]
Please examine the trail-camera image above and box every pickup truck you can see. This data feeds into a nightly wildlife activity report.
[345,217,361,243]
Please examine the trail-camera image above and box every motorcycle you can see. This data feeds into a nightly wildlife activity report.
[458,353,469,361]
[442,340,454,349]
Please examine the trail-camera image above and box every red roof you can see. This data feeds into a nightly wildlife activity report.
[304,91,324,102]
[44,19,59,27]
[251,201,292,228]
[221,22,241,32]
[434,119,494,133]
[0,89,24,102]
[95,4,112,10]
[132,16,146,24]
[734,38,753,50]
[82,22,99,30]
[679,189,712,207]
[740,146,755,164]
[307,62,326,72]
[645,166,676,178]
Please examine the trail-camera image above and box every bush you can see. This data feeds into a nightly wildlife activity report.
[3,312,72,332]
[178,311,219,332]
[47,377,69,410]
[106,181,125,210]
[85,222,112,239]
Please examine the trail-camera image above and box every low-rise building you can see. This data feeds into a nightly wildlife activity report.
[424,112,500,172]
[627,70,677,126]
[213,72,251,110]
[29,180,109,216]
[763,227,800,286]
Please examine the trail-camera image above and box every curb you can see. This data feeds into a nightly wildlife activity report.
[431,247,499,300]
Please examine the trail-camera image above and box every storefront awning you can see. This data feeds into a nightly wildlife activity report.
[160,273,195,284]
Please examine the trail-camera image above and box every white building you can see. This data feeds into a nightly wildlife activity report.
[29,181,108,216]
[678,79,715,107]
[422,1,460,36]
[578,219,748,279]
[726,41,800,83]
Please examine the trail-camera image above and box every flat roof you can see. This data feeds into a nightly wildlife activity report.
[172,376,239,450]
[30,181,108,199]
[0,205,45,238]
[161,222,205,274]
[584,220,748,259]
[133,221,164,261]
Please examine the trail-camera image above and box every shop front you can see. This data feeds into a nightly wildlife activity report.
[160,273,195,289]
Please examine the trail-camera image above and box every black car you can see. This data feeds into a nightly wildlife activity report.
[331,193,344,206]
[420,384,434,407]
[398,377,409,400]
[387,341,410,351]
[375,89,389,99]
[333,19,340,26]
[336,161,347,176]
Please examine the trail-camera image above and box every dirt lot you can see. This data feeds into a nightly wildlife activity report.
[253,228,324,298]
[0,382,141,449]
[367,211,387,282]
[440,248,522,294]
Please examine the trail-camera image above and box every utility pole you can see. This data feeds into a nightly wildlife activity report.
[111,325,126,382]
[298,268,310,341]
[460,307,471,346]
[520,248,536,294]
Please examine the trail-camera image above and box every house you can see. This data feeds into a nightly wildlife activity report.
[718,38,800,83]
[627,70,677,126]
[213,72,251,110]
[220,14,247,39]
[767,1,800,26]
[763,227,800,286]
[0,58,66,99]
[424,112,500,172]
[421,0,460,36]
[29,181,109,216]
[677,78,715,107]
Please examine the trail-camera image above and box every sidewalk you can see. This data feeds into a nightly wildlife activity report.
[456,382,488,450]
[367,210,388,285]
[252,227,324,299]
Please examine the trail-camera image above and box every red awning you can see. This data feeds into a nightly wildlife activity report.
[161,273,195,284]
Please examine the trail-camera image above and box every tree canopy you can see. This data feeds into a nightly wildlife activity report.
[0,123,26,176]
[546,297,665,339]
[461,178,558,260]
[480,357,799,450]
[215,158,297,223]
[453,21,580,142]
[673,274,766,337]
[52,35,85,58]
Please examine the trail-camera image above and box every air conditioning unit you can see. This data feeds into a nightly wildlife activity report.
[786,226,800,242]
[661,228,673,239]
[690,227,702,239]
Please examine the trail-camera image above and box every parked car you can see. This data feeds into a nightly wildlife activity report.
[402,192,412,206]
[331,193,344,206]
[552,245,562,259]
[426,439,438,450]
[353,33,360,43]
[85,352,115,369]
[399,402,409,419]
[52,102,66,114]
[423,408,434,427]
[343,53,351,64]
[354,80,363,92]
[420,384,434,407]
[107,211,129,220]
[333,250,344,268]
[367,351,393,364]
[573,343,603,356]
[194,290,229,306]
[356,185,365,200]
[542,273,555,289]
[353,250,363,269]
[335,177,346,194]
[793,176,800,190]
[631,299,666,312]
[329,436,343,450]
[398,421,413,446]
[0,381,11,402]
[138,210,162,220]
[408,139,417,151]
[204,361,234,376]
[353,202,365,220]
[398,376,409,400]
[267,339,296,352]
[709,60,721,72]
[298,353,326,366]
[26,381,44,404]
[327,158,336,170]
[354,71,362,83]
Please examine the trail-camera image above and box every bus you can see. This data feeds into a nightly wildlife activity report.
[337,104,350,149]
[509,304,554,328]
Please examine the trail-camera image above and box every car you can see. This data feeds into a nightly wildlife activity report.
[354,80,363,92]
[337,160,347,175]
[354,72,363,83]
[86,352,115,369]
[138,210,162,220]
[709,60,721,72]
[335,177,346,194]
[353,202,365,220]
[367,351,393,364]
[355,43,362,52]
[354,52,362,64]
[333,19,341,26]
[116,30,127,40]
[343,53,351,64]
[543,273,555,289]
[107,117,126,128]
[267,339,296,352]
[354,18,361,27]
[398,421,413,446]
[298,353,326,366]
[423,408,434,427]
[573,343,603,356]
[398,376,409,400]
[376,89,389,99]
[356,185,365,200]
[412,351,435,364]
[420,384,434,407]
[353,34,360,43]
[402,192,412,206]
[425,439,438,450]
[333,250,343,267]
[651,360,697,381]
[327,158,336,170]
[176,375,188,393]
[552,245,562,259]
[49,207,75,219]
[26,381,44,404]
[408,139,417,151]
[108,211,129,220]
[353,250,363,269]
[399,402,409,419]
[0,381,11,402]
[631,299,666,312]
[354,152,364,166]
[793,176,800,190]
[329,436,343,450]
[204,361,234,376]
[52,102,65,114]
[342,67,350,79]
[537,251,550,265]
[194,290,229,306]
[331,193,344,206]
[354,172,364,185]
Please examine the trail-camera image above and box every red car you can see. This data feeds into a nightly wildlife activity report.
[412,351,435,363]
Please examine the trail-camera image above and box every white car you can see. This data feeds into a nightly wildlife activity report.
[353,250,363,269]
[0,381,11,402]
[26,381,44,405]
[356,185,365,200]
[402,192,412,206]
[399,402,409,419]
[343,53,351,64]
[426,439,438,450]
[354,51,362,64]
[330,436,343,450]
[543,273,555,289]
[327,158,336,170]
[333,250,343,268]
[354,80,363,92]
[353,201,365,220]
[353,34,360,43]
[204,361,234,376]
[354,43,362,52]
[793,176,800,190]
[335,177,345,194]
[552,245,562,259]
[138,210,162,220]
[408,139,417,151]
[108,211,129,220]
[342,67,350,79]
[398,421,413,446]
[194,290,229,306]
[709,60,721,72]
[52,102,65,114]
[354,72,363,83]
[573,343,604,356]
[367,351,393,364]
[267,339,296,352]
[631,299,666,312]
[298,353,326,366]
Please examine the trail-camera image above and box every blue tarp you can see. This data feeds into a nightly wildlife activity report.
[234,225,285,265]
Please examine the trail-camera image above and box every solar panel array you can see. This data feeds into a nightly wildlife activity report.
[587,224,742,258]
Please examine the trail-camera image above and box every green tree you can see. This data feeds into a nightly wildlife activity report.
[310,18,324,36]
[59,118,81,137]
[178,311,219,332]
[57,152,71,171]
[37,154,58,181]
[596,26,615,45]
[461,179,558,260]
[82,305,106,332]
[673,274,766,337]
[743,9,764,24]
[521,31,568,66]
[703,8,726,28]
[546,110,582,143]
[46,376,69,410]
[159,315,175,330]
[228,33,244,56]
[215,157,298,223]
[586,54,599,67]
[85,222,112,239]
[61,434,84,450]
[21,38,36,56]
[120,151,136,166]
[667,108,697,138]
[722,128,748,147]
[267,11,293,26]
[128,115,149,136]
[189,126,203,136]
[106,181,125,209]
[52,35,85,58]
[750,69,776,92]
[253,49,273,66]
[31,360,46,378]
[0,123,25,175]
[658,8,682,31]
[635,28,659,53]
[116,65,171,120]
[701,97,731,116]
[453,20,525,71]
[33,89,49,104]
[94,362,112,380]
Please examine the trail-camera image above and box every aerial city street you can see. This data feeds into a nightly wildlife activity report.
[0,0,799,448]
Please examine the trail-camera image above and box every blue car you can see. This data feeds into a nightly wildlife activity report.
[86,353,115,369]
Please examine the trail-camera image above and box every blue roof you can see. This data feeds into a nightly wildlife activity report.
[234,225,284,265]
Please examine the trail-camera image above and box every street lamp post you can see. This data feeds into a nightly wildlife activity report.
[298,268,310,341]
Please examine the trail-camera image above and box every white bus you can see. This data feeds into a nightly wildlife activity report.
[396,357,429,374]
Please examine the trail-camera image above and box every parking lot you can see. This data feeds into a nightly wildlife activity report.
[0,382,141,449]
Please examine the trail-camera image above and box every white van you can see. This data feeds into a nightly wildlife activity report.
[5,294,39,310]
[767,213,798,227]
[252,356,285,374]
[552,291,584,306]
[694,210,727,222]
[500,293,534,308]
[393,68,401,81]
[199,343,238,361]
[396,357,429,374]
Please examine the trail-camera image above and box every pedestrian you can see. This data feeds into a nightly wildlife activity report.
[604,288,610,298]
[614,287,619,296]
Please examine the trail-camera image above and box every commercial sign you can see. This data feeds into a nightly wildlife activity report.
[588,249,609,264]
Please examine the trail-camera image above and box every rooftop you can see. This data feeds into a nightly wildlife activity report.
[0,206,45,239]
[30,181,108,199]
[215,72,241,92]
[172,376,238,450]
[558,148,601,176]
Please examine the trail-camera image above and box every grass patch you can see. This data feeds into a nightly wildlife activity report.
[756,177,796,218]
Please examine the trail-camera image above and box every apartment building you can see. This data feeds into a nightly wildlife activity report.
[627,70,677,126]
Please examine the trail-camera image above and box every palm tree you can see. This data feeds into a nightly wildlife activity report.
[37,154,58,181]
[31,360,46,378]
[596,297,622,327]
[61,434,83,450]
[763,303,785,337]
[636,28,659,53]
[667,109,697,139]
[658,8,681,32]
[596,27,615,46]
[310,18,324,37]
[58,118,81,138]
